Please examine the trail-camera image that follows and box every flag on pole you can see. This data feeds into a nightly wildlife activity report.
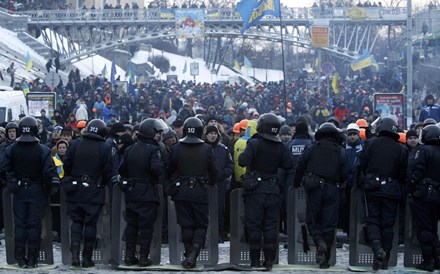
[183,60,187,74]
[234,55,241,72]
[101,64,108,78]
[237,0,281,34]
[110,58,117,85]
[127,63,135,83]
[243,56,253,68]
[25,52,32,72]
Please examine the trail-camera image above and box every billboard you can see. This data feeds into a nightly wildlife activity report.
[26,92,57,118]
[373,93,405,129]
[175,9,205,38]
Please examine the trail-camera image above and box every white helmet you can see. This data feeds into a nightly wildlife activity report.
[346,123,360,133]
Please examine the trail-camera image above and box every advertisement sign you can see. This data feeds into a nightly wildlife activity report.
[26,92,57,118]
[175,9,205,38]
[311,26,329,48]
[190,62,199,76]
[373,93,405,129]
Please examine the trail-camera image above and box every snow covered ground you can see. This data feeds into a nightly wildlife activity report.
[0,239,408,273]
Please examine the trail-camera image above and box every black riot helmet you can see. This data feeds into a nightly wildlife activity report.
[315,122,341,141]
[422,125,440,145]
[180,117,204,144]
[256,113,281,142]
[423,118,437,128]
[5,121,18,140]
[83,119,107,141]
[375,117,399,140]
[137,118,167,139]
[16,116,39,143]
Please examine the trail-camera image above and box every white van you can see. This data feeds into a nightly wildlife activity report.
[0,86,28,123]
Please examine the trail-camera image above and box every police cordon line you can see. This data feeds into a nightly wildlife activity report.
[0,113,440,272]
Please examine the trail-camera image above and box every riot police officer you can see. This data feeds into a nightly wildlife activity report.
[63,119,112,268]
[409,125,440,271]
[357,117,408,270]
[118,118,166,266]
[294,122,348,269]
[238,113,293,270]
[1,117,58,268]
[164,117,217,269]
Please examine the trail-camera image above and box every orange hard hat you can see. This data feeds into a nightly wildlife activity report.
[356,119,368,128]
[92,108,97,113]
[359,128,367,140]
[398,132,406,144]
[77,120,87,129]
[239,119,249,130]
[233,123,240,134]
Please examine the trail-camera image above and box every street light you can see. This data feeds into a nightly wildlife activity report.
[265,57,269,82]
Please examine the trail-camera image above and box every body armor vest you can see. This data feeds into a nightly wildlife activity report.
[306,140,342,182]
[12,143,42,180]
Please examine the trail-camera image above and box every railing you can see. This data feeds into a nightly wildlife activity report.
[19,7,408,24]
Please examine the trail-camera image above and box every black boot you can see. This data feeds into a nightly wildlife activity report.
[315,241,327,266]
[249,248,261,268]
[263,249,276,270]
[70,242,81,267]
[372,248,386,271]
[124,243,139,266]
[181,244,201,269]
[417,252,435,272]
[82,247,95,268]
[27,248,39,268]
[381,250,390,270]
[320,235,334,269]
[138,246,152,267]
[14,247,27,268]
[434,249,440,270]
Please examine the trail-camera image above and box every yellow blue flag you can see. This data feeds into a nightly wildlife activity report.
[244,56,253,68]
[25,52,32,72]
[237,0,280,34]
[110,58,117,85]
[234,55,241,72]
[351,50,379,72]
[101,64,107,77]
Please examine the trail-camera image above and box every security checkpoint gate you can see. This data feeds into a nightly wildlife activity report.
[403,198,440,267]
[110,184,163,266]
[230,188,279,265]
[287,186,336,265]
[3,189,54,265]
[349,187,399,267]
[168,185,218,266]
[60,187,111,265]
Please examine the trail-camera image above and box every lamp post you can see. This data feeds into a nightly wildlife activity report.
[406,0,413,128]
[265,57,269,82]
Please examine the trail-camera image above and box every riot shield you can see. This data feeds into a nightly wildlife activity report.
[230,188,279,265]
[3,188,54,265]
[168,185,218,266]
[60,187,111,265]
[110,184,163,266]
[403,197,440,267]
[349,187,399,267]
[287,186,336,265]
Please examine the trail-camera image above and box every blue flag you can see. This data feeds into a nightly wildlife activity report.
[110,58,117,85]
[101,64,107,77]
[183,60,187,74]
[244,56,253,68]
[237,0,280,34]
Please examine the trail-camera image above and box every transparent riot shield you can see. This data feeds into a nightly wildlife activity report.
[3,188,54,265]
[60,187,111,265]
[230,188,279,265]
[349,187,399,267]
[168,185,218,266]
[110,184,163,266]
[287,186,336,265]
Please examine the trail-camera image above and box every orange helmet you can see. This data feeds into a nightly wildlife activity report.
[359,128,367,140]
[398,132,406,144]
[77,120,87,129]
[239,119,249,130]
[233,123,240,134]
[92,108,97,113]
[356,119,368,128]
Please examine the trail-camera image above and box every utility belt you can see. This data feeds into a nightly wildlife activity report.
[72,175,101,187]
[6,175,44,194]
[120,177,155,190]
[362,173,395,191]
[17,178,41,186]
[242,171,278,191]
[413,178,440,199]
[176,177,209,189]
[301,173,340,192]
